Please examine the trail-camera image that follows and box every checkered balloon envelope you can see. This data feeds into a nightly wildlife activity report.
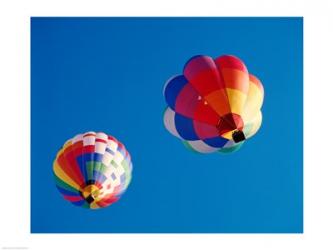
[53,131,132,209]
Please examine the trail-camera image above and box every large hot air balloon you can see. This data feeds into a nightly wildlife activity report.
[53,131,132,209]
[163,55,264,153]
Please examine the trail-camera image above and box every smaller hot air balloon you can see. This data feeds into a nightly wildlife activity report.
[163,55,264,153]
[53,131,132,209]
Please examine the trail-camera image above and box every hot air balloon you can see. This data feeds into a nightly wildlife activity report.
[53,131,132,209]
[163,55,264,153]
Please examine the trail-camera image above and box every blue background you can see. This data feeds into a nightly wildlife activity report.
[31,17,303,233]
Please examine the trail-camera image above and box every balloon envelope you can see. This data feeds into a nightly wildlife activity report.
[163,55,264,153]
[53,131,132,209]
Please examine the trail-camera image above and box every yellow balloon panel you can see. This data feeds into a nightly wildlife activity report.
[242,83,264,122]
[226,88,247,115]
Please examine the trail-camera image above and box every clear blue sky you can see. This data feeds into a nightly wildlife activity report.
[31,17,303,233]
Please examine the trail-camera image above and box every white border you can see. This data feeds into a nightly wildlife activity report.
[1,0,332,249]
